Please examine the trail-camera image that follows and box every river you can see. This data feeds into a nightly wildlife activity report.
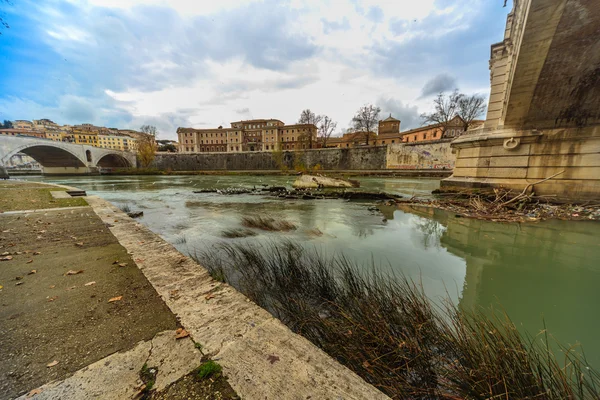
[21,174,600,369]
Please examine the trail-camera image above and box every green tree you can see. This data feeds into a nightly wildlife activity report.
[2,120,13,129]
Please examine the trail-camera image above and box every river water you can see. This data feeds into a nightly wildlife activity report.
[22,175,600,368]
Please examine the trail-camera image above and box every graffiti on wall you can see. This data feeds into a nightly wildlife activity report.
[386,141,454,170]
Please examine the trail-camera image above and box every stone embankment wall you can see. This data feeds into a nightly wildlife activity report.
[386,140,454,170]
[154,142,454,171]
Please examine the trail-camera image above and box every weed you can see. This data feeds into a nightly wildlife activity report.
[139,363,158,398]
[119,203,132,213]
[196,360,222,380]
[241,215,296,232]
[221,228,258,238]
[194,342,203,351]
[194,241,600,399]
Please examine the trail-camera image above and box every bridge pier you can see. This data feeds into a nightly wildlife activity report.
[442,0,600,202]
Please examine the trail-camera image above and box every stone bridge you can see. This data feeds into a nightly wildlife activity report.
[0,135,136,175]
[443,0,600,201]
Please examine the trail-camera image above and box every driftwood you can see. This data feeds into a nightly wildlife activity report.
[496,170,565,210]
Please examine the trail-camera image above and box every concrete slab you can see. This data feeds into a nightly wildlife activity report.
[18,331,201,400]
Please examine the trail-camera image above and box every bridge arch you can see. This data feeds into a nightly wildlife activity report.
[3,144,86,168]
[96,153,132,168]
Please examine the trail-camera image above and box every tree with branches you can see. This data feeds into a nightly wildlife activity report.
[352,104,380,145]
[457,94,486,131]
[137,125,158,168]
[420,90,462,136]
[318,116,337,148]
[298,109,322,149]
[1,120,13,129]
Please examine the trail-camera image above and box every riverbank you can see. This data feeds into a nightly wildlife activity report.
[0,181,237,399]
[1,180,387,399]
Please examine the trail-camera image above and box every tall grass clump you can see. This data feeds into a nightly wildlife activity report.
[194,241,600,399]
[241,215,296,232]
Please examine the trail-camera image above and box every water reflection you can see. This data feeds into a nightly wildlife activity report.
[21,175,600,369]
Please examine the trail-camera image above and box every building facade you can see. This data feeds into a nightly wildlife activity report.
[402,116,467,143]
[177,119,317,153]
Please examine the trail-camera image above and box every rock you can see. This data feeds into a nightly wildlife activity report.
[127,211,143,218]
[292,175,359,189]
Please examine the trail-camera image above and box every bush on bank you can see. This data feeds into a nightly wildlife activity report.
[194,241,600,399]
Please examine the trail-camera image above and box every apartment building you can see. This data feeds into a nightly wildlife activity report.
[178,119,317,153]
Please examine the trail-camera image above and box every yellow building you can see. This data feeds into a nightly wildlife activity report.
[97,134,138,152]
[178,119,317,153]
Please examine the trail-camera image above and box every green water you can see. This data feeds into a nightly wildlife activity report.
[20,175,600,368]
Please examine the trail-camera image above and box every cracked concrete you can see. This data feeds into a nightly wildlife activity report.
[86,195,389,400]
[18,331,201,400]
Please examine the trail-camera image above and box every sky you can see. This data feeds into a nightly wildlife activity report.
[0,0,510,140]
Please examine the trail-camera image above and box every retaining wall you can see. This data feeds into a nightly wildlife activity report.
[386,140,454,170]
[154,143,454,171]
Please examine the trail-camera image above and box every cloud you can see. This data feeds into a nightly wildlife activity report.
[376,97,421,130]
[366,6,384,23]
[420,73,458,98]
[235,108,250,115]
[58,95,96,122]
[321,17,351,34]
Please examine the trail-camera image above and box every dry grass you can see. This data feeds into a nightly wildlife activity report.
[241,215,297,232]
[221,228,258,238]
[194,241,600,399]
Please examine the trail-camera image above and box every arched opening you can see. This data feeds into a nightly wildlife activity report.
[15,145,86,168]
[86,150,92,162]
[96,154,132,168]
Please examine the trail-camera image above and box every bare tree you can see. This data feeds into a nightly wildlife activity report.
[140,125,158,137]
[352,104,380,145]
[298,109,322,149]
[457,94,486,131]
[420,90,461,136]
[298,109,322,125]
[318,116,337,148]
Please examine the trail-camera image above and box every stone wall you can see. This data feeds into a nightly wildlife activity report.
[154,146,389,171]
[386,140,454,170]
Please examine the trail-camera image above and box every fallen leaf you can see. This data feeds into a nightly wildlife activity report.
[108,296,122,303]
[27,388,42,397]
[47,296,58,302]
[33,251,41,255]
[84,281,96,286]
[1,251,9,256]
[0,285,3,290]
[65,270,83,276]
[0,256,13,261]
[46,360,59,368]
[16,282,24,286]
[74,242,84,247]
[66,286,76,291]
[112,260,119,265]
[118,263,128,268]
[267,355,280,364]
[28,269,36,274]
[27,260,34,264]
[175,328,190,339]
[135,258,145,262]
[38,230,46,234]
[362,360,371,369]
[49,285,56,289]
[205,293,215,300]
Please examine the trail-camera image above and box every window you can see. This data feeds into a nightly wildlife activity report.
[392,140,395,143]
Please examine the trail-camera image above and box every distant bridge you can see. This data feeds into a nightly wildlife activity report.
[0,135,136,175]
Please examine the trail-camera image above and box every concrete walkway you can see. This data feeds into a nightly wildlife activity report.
[86,195,389,400]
